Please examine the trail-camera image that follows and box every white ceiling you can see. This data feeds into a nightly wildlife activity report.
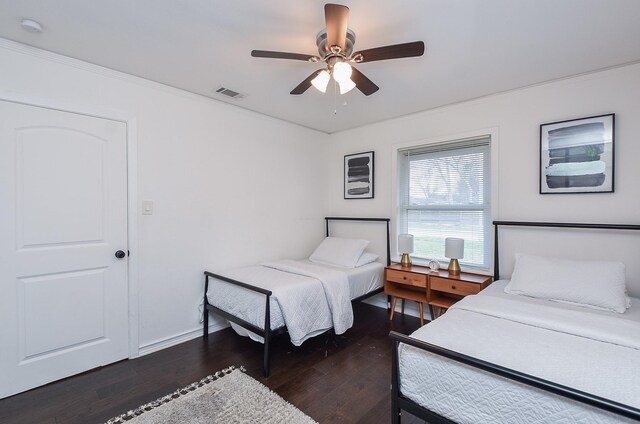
[1,0,639,133]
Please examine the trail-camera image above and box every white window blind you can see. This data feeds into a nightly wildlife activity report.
[397,137,491,270]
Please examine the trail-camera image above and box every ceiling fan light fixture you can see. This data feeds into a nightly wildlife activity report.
[332,61,352,83]
[311,69,330,93]
[252,4,423,97]
[338,78,356,94]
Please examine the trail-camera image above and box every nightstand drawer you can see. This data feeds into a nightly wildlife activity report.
[386,270,427,287]
[430,277,480,296]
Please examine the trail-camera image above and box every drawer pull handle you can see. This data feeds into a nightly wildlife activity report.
[403,276,407,280]
[451,285,456,290]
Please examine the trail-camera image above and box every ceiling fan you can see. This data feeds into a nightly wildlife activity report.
[251,3,425,96]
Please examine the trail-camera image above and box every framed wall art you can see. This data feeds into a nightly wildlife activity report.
[540,113,615,194]
[344,151,374,199]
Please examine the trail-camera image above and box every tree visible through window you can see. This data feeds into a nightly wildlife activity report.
[397,138,491,269]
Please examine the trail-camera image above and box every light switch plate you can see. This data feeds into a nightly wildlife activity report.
[142,200,154,215]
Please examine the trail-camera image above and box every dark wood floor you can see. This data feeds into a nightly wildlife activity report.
[0,303,427,424]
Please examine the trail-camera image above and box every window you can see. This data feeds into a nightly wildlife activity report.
[397,137,491,270]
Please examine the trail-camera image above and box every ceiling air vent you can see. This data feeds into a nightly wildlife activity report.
[214,86,244,99]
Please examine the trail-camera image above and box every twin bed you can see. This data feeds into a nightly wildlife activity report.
[203,217,390,377]
[391,221,640,423]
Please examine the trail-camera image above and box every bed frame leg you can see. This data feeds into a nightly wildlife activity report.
[203,274,209,339]
[263,337,271,378]
[203,310,209,339]
[392,406,401,424]
[391,337,402,424]
[263,293,271,377]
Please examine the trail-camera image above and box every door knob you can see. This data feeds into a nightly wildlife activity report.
[115,250,126,259]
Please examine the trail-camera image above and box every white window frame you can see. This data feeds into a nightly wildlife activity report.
[391,128,499,274]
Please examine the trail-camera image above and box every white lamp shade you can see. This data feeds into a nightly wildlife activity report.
[332,61,352,83]
[445,237,464,259]
[338,78,356,94]
[311,70,330,93]
[398,234,414,254]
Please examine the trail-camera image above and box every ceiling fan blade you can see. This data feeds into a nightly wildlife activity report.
[325,4,349,52]
[351,67,379,96]
[352,41,425,63]
[251,50,320,62]
[290,70,323,95]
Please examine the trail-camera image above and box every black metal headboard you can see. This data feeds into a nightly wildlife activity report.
[493,220,640,280]
[325,217,391,266]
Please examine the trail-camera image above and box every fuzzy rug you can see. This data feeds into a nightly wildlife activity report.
[105,366,317,424]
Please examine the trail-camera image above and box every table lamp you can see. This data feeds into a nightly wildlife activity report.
[445,237,464,275]
[398,234,414,267]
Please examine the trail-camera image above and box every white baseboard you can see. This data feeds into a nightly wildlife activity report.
[138,293,429,358]
[362,293,388,309]
[138,321,229,357]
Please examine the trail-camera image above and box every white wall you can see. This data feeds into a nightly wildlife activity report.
[325,63,640,296]
[0,40,329,353]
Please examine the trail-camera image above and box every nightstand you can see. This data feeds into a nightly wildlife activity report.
[384,264,492,324]
[427,270,492,318]
[384,264,431,326]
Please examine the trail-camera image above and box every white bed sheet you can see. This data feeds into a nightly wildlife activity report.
[207,260,383,344]
[399,280,640,424]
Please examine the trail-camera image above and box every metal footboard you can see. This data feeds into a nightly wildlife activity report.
[203,271,287,377]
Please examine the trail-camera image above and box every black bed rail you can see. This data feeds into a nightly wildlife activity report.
[325,217,391,266]
[204,271,273,296]
[390,331,640,422]
[203,271,284,377]
[493,220,640,280]
[390,331,456,424]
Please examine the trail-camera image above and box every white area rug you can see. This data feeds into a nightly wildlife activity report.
[105,366,317,424]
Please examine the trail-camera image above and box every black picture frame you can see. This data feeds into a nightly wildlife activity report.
[344,151,374,199]
[540,113,615,194]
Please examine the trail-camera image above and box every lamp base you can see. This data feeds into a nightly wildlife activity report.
[448,258,460,275]
[400,253,412,267]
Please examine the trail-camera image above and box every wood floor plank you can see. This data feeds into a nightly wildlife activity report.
[0,302,424,424]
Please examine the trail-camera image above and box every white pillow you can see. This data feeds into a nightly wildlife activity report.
[309,237,370,268]
[504,253,628,313]
[355,252,379,267]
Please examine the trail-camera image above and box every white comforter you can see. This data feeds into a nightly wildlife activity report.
[399,290,640,423]
[262,259,353,335]
[208,259,353,346]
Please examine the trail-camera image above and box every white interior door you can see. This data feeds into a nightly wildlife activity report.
[0,100,129,398]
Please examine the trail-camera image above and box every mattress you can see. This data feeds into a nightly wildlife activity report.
[399,280,640,423]
[207,260,383,344]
